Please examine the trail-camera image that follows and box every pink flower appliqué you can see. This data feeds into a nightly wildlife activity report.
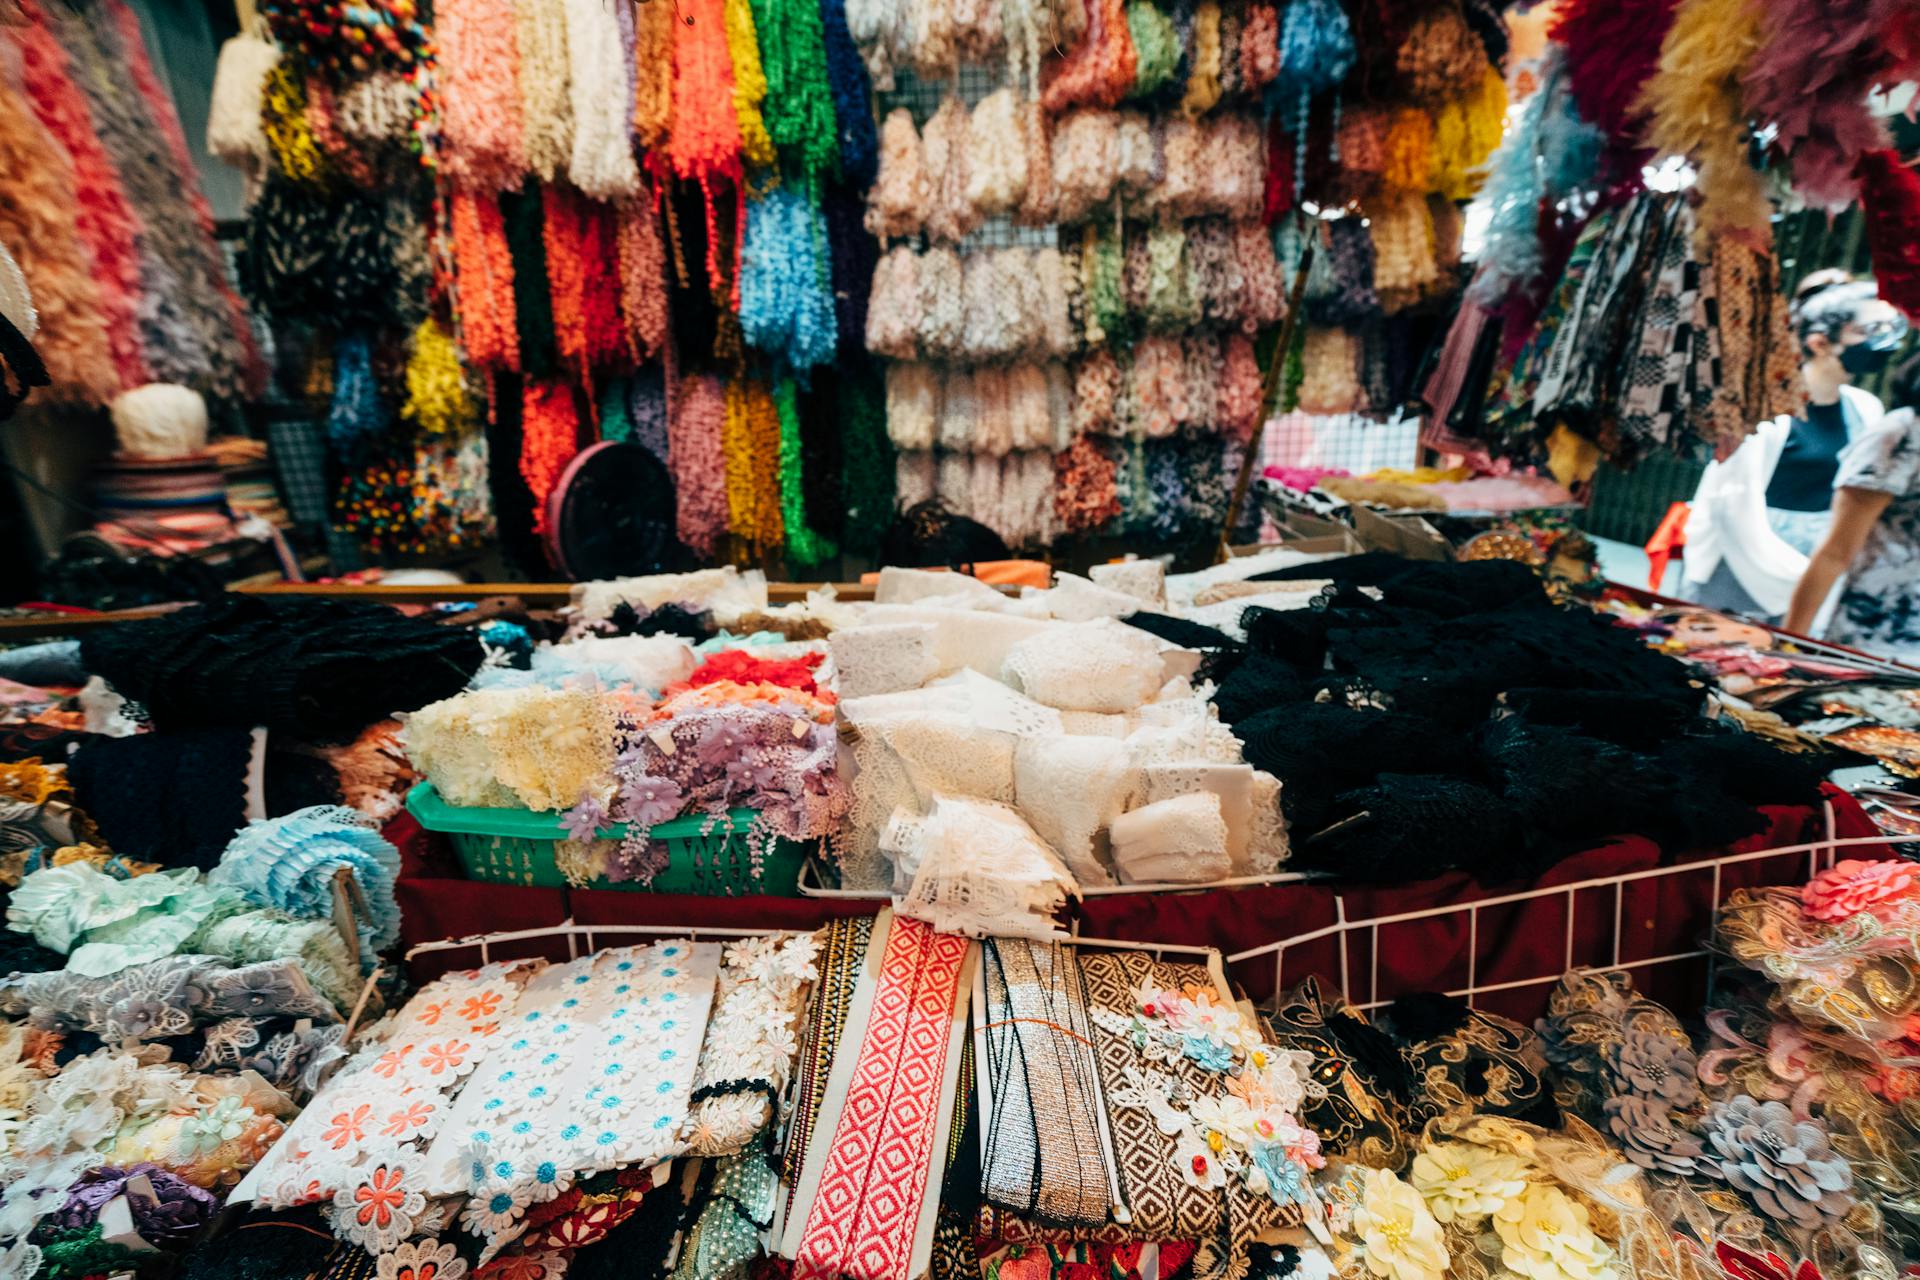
[1802,859,1918,922]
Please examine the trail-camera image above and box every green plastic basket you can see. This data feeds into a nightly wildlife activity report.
[405,783,810,896]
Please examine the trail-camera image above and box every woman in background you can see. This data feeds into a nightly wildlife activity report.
[1785,352,1920,663]
[1681,273,1901,620]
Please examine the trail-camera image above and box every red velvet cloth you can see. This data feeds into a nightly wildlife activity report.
[1079,785,1887,1020]
[397,787,1888,1016]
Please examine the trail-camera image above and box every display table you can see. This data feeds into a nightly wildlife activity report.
[393,785,1888,1018]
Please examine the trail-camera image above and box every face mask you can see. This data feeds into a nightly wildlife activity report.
[1841,340,1896,377]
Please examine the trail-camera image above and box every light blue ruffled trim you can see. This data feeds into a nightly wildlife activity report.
[210,806,402,959]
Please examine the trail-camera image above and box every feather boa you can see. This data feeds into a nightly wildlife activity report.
[521,375,582,534]
[1859,150,1920,322]
[615,195,669,361]
[1742,0,1894,211]
[543,185,629,379]
[819,0,879,184]
[739,184,838,370]
[14,16,146,392]
[516,0,573,183]
[755,0,841,176]
[723,0,778,169]
[1638,0,1771,242]
[723,376,786,547]
[670,372,730,553]
[1549,0,1676,146]
[0,79,116,402]
[1471,51,1604,304]
[565,0,642,198]
[450,189,520,370]
[109,0,263,401]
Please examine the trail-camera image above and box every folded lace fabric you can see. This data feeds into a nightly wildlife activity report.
[1108,792,1232,885]
[210,807,401,954]
[1003,618,1170,714]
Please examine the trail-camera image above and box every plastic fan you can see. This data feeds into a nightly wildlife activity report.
[542,441,677,580]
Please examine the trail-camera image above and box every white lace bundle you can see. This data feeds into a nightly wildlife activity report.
[1297,326,1365,416]
[866,246,921,359]
[867,110,928,239]
[1369,193,1442,312]
[964,88,1030,215]
[888,794,1077,939]
[847,0,909,84]
[897,449,936,507]
[866,246,1089,365]
[918,246,967,358]
[1115,112,1156,195]
[206,28,279,170]
[923,96,978,243]
[1003,618,1169,714]
[1151,118,1205,219]
[909,0,958,76]
[885,360,941,449]
[1051,109,1119,223]
[1016,99,1056,223]
[950,0,1004,64]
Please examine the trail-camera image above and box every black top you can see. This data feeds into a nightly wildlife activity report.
[1765,398,1851,512]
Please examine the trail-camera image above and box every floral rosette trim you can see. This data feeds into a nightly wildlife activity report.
[1093,982,1326,1216]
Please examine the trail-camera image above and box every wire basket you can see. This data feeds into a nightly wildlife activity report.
[405,783,811,897]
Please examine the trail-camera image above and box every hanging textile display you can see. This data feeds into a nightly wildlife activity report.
[1426,0,1920,483]
[0,0,260,406]
[855,0,1506,549]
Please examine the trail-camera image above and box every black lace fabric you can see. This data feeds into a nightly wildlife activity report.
[1211,555,1833,885]
[65,729,252,871]
[80,597,484,745]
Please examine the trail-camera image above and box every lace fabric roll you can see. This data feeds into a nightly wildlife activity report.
[1004,619,1169,714]
[979,938,1122,1227]
[1011,733,1129,887]
[869,109,929,239]
[1109,791,1232,884]
[888,794,1077,938]
[681,932,819,1156]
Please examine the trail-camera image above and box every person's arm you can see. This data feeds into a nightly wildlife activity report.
[1783,486,1896,633]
